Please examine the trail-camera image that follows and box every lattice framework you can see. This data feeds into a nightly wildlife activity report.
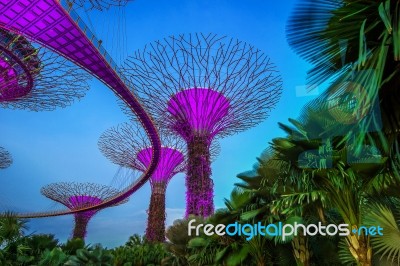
[125,33,282,139]
[0,29,90,111]
[70,0,133,11]
[41,182,127,239]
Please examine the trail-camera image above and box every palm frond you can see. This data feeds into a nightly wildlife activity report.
[364,202,400,264]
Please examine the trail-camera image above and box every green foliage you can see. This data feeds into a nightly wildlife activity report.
[364,199,400,264]
[187,236,222,265]
[112,236,169,266]
[61,238,86,255]
[23,234,59,259]
[164,216,205,265]
[0,212,28,246]
[38,247,69,266]
[125,234,143,247]
[65,245,113,266]
[119,233,168,265]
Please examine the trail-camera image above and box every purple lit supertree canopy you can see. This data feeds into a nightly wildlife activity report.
[123,33,283,217]
[0,29,90,111]
[41,182,127,239]
[0,147,12,169]
[98,123,186,242]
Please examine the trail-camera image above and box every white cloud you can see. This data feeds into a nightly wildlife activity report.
[165,208,185,226]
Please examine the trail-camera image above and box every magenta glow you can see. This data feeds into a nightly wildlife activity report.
[137,146,185,183]
[167,88,230,140]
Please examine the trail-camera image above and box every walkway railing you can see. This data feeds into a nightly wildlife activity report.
[0,0,161,218]
[59,0,132,89]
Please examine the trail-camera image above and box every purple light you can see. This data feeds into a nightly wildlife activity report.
[167,88,230,140]
[68,195,102,218]
[185,184,214,217]
[137,147,184,183]
[66,195,103,238]
[0,58,18,100]
[68,195,103,209]
[0,30,36,102]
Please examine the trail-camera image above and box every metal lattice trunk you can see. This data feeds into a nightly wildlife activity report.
[145,182,167,242]
[73,213,94,239]
[186,135,213,217]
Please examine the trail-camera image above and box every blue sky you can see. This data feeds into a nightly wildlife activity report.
[0,0,319,247]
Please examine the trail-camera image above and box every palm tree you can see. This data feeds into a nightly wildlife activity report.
[206,162,299,266]
[270,103,400,266]
[60,237,86,255]
[0,212,32,264]
[364,197,400,264]
[24,234,59,258]
[234,150,337,266]
[287,0,400,139]
[164,217,205,265]
[125,234,144,247]
[0,212,28,247]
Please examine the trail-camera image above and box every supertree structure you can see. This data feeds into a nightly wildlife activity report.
[98,123,186,242]
[123,33,283,217]
[41,182,127,239]
[0,147,12,169]
[0,28,89,111]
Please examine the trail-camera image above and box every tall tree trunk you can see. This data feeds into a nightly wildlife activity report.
[145,182,167,242]
[185,135,214,217]
[347,233,372,266]
[292,235,310,266]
